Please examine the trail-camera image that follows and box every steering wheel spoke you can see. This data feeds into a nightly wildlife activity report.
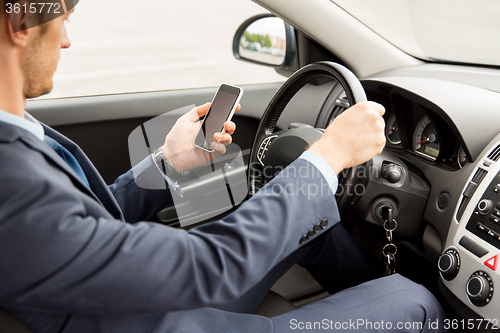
[257,134,279,166]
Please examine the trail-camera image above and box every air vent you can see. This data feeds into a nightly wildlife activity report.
[327,106,346,125]
[334,105,346,115]
[456,168,488,221]
[488,145,500,161]
[456,197,470,222]
[472,168,488,185]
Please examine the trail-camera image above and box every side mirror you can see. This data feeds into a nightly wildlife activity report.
[233,14,298,76]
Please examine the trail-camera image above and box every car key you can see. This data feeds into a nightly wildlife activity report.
[383,208,398,276]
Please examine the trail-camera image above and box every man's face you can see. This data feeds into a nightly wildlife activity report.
[20,11,72,99]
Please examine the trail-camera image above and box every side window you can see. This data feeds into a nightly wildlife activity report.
[46,0,284,99]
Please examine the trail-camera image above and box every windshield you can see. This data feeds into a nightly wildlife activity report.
[333,0,500,67]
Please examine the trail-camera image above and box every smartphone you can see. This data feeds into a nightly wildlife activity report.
[194,84,243,152]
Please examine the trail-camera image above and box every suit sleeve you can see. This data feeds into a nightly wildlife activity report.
[108,156,175,223]
[0,158,340,316]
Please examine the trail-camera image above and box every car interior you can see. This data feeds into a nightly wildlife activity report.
[3,0,500,332]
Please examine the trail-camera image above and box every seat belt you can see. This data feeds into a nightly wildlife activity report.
[0,308,33,333]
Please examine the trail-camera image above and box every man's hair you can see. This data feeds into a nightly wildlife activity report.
[1,0,53,33]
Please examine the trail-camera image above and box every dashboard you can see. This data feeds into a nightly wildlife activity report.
[314,71,500,328]
[318,81,470,170]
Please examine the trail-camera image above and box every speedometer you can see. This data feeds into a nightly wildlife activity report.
[413,116,440,160]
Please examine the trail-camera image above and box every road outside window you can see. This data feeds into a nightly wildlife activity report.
[42,0,284,99]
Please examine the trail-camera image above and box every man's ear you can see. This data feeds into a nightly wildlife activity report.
[6,1,39,46]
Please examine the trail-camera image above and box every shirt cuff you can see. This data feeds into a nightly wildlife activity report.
[151,154,184,198]
[299,150,338,195]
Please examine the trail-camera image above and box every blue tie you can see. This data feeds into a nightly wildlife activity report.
[44,136,91,189]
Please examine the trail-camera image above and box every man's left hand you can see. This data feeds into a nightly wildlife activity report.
[162,103,240,173]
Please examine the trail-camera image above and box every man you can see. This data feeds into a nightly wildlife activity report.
[0,2,447,332]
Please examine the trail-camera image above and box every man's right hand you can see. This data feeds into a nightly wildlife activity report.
[308,101,386,175]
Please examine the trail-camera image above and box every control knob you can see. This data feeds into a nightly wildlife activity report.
[467,276,490,302]
[478,199,493,215]
[466,271,494,307]
[382,164,403,184]
[438,250,460,281]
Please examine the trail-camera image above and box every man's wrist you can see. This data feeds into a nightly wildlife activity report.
[161,145,179,172]
[153,147,187,182]
[307,145,345,176]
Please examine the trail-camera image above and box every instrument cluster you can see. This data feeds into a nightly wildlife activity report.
[384,102,467,170]
[321,87,469,170]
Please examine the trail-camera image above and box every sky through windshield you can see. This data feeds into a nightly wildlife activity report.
[333,0,500,67]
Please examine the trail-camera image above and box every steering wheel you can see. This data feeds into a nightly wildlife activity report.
[248,61,368,209]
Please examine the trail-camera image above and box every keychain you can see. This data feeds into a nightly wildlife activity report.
[383,208,398,276]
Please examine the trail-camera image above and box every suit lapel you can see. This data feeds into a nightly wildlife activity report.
[42,125,125,221]
[0,121,125,221]
[17,127,101,200]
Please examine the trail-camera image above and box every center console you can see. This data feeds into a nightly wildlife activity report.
[441,141,500,324]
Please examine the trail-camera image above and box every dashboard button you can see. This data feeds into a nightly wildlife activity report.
[485,255,498,271]
[459,236,474,250]
[470,243,489,258]
[459,236,489,258]
[490,216,500,224]
[487,229,498,239]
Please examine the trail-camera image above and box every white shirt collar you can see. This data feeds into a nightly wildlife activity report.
[0,110,45,141]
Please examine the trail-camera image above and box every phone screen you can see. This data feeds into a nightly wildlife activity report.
[194,85,241,151]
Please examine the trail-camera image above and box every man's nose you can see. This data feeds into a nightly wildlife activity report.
[61,25,71,49]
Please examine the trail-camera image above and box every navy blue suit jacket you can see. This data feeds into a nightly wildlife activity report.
[0,121,339,332]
